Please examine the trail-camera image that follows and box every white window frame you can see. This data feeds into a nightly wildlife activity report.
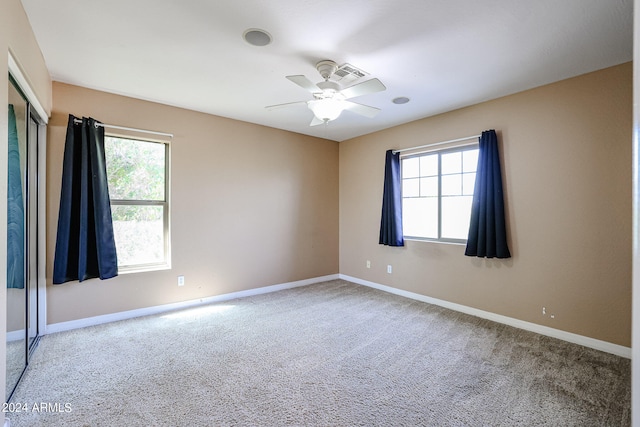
[105,135,171,273]
[401,143,479,244]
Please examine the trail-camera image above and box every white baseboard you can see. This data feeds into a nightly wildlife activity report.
[339,274,631,359]
[45,274,339,335]
[44,272,629,359]
[6,330,24,343]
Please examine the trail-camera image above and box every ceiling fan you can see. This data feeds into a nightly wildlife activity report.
[266,60,386,126]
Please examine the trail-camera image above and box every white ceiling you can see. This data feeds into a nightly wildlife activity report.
[21,0,632,142]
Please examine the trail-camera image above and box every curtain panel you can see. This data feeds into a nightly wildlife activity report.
[465,130,511,258]
[379,149,404,246]
[53,115,118,284]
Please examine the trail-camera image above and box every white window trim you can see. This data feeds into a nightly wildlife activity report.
[106,135,171,273]
[400,142,479,244]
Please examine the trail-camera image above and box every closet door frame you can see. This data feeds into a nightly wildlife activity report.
[7,54,47,401]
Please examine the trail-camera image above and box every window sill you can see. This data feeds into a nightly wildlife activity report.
[403,237,466,246]
[117,263,171,275]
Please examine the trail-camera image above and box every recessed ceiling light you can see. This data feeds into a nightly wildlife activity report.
[243,29,272,47]
[392,97,410,105]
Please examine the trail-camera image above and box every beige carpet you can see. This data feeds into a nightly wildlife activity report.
[7,279,630,426]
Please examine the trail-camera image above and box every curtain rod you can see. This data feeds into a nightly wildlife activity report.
[393,135,480,154]
[73,118,173,138]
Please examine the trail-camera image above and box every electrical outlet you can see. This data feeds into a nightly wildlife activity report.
[177,275,185,286]
[366,260,371,269]
[542,307,546,315]
[387,265,392,274]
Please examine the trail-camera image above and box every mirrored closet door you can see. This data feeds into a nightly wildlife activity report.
[6,75,44,401]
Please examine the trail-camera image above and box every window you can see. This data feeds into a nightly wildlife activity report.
[402,145,479,242]
[105,136,169,271]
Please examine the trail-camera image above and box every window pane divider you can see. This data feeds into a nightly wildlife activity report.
[110,199,166,205]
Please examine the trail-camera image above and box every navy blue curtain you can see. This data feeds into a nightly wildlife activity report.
[379,149,404,246]
[7,105,24,289]
[53,115,118,284]
[465,130,511,258]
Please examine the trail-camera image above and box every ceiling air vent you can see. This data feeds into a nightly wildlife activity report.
[331,63,368,85]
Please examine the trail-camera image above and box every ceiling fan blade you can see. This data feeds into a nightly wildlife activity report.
[340,78,386,99]
[286,75,320,93]
[343,101,381,118]
[309,116,326,126]
[265,101,308,111]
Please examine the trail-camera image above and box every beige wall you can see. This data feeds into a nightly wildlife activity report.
[6,0,52,117]
[339,63,632,347]
[46,82,339,324]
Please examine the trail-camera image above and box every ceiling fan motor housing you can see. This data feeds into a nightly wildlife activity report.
[316,60,338,80]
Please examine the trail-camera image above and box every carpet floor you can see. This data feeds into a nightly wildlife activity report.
[6,279,630,426]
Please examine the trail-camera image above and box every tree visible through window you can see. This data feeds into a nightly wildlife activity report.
[105,136,169,270]
[402,146,478,242]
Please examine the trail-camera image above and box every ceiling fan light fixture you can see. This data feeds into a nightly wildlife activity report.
[308,99,344,122]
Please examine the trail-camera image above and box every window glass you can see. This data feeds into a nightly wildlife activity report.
[463,150,479,173]
[441,196,473,240]
[111,205,164,266]
[402,157,420,178]
[403,178,420,198]
[441,174,462,196]
[420,177,438,197]
[463,173,476,196]
[420,155,438,176]
[105,137,165,200]
[402,197,438,239]
[441,152,461,174]
[402,146,478,242]
[105,136,169,270]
